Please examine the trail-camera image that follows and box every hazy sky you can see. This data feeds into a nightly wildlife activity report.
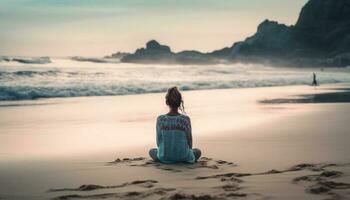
[0,0,307,57]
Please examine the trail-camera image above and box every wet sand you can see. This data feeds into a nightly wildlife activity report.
[0,84,350,199]
[261,87,350,104]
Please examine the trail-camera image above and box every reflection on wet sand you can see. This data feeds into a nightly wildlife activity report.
[261,88,350,104]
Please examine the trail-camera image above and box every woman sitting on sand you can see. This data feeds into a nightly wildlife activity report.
[149,87,201,163]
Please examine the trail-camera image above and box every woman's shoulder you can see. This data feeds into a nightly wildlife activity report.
[157,114,190,121]
[180,114,191,122]
[157,115,165,120]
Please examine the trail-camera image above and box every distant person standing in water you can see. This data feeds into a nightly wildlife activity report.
[312,72,318,86]
[149,87,201,163]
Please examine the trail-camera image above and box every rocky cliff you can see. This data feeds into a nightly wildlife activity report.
[119,0,350,67]
[213,0,350,67]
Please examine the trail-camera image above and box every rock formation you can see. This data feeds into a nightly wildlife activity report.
[213,0,350,67]
[121,40,218,64]
[119,0,350,67]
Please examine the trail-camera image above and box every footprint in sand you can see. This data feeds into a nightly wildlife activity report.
[49,179,158,192]
[292,163,350,199]
[52,187,177,200]
[50,161,350,200]
[108,157,237,173]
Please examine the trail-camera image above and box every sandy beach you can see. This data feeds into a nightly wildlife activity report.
[2,0,350,199]
[1,84,350,200]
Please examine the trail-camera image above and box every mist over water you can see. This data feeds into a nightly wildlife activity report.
[1,58,350,101]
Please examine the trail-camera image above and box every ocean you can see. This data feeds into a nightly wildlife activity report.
[1,58,350,101]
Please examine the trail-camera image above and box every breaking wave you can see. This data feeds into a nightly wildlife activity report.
[1,58,350,101]
[0,56,51,64]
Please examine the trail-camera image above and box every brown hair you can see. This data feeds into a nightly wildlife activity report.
[165,87,185,113]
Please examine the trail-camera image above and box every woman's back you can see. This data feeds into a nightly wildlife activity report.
[156,114,195,163]
[149,86,201,163]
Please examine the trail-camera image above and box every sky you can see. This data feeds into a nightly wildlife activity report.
[0,0,307,57]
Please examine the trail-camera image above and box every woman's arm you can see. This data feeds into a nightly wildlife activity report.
[156,116,161,147]
[186,117,193,149]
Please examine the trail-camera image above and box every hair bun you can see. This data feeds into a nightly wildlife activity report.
[165,87,185,113]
